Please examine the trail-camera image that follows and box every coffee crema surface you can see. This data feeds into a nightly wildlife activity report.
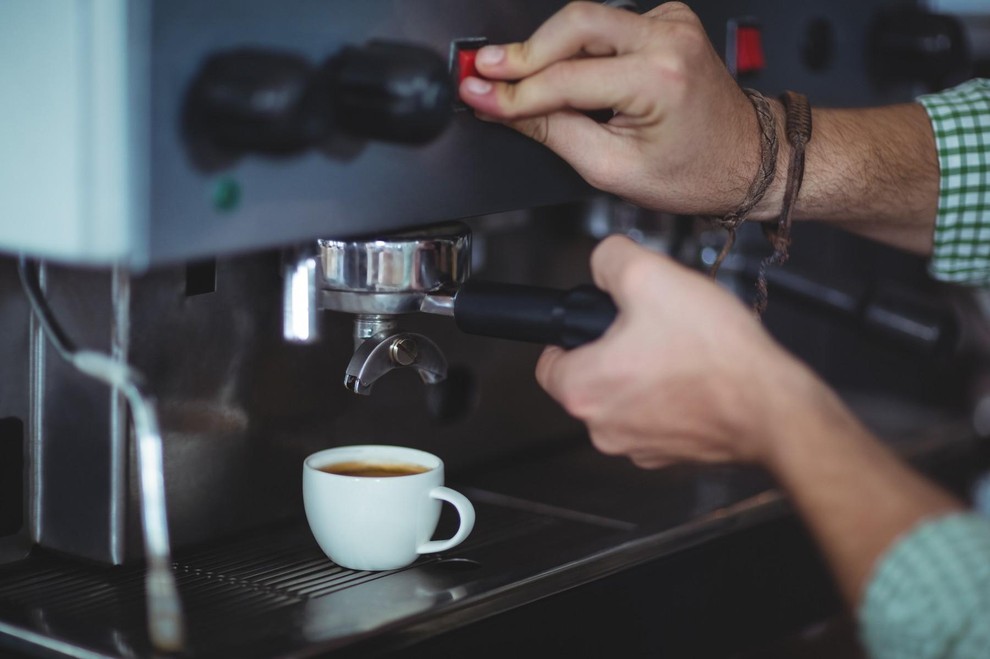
[318,460,431,478]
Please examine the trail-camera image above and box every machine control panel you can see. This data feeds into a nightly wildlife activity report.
[184,41,453,171]
[2,0,955,268]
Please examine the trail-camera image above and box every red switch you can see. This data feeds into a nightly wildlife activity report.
[452,38,489,109]
[735,25,766,75]
[458,48,480,84]
[453,38,488,84]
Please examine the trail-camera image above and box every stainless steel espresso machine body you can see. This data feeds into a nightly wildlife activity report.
[1,0,595,268]
[1,0,989,657]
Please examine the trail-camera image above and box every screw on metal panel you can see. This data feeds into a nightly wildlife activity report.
[389,338,418,366]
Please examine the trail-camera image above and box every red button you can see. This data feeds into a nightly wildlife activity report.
[736,26,765,74]
[458,48,480,84]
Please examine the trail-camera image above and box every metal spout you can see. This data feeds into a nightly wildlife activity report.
[344,331,447,395]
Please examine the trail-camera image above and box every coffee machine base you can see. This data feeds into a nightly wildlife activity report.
[0,402,983,658]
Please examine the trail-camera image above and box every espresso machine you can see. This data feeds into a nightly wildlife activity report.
[1,0,988,657]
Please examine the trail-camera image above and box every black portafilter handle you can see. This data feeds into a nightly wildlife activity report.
[453,281,618,349]
[451,268,958,357]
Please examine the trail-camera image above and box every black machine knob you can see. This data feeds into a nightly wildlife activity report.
[867,7,970,91]
[183,41,452,167]
[327,41,454,144]
[183,49,324,157]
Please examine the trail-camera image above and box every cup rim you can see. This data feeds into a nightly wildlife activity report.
[304,444,442,479]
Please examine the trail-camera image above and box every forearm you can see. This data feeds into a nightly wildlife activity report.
[764,367,962,606]
[751,102,940,255]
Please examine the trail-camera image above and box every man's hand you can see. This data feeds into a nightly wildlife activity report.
[535,235,962,606]
[459,2,761,218]
[466,0,960,609]
[535,234,820,469]
[459,1,940,253]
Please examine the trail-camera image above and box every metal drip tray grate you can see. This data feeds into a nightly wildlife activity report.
[0,499,613,657]
[172,523,420,601]
[0,523,427,655]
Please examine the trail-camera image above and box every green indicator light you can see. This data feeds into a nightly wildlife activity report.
[212,177,241,212]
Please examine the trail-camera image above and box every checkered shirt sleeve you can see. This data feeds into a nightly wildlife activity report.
[859,512,990,659]
[917,79,990,285]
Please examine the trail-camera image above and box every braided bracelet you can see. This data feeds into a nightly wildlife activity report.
[708,88,779,277]
[753,90,812,317]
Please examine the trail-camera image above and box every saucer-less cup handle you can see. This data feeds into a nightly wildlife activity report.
[417,486,476,554]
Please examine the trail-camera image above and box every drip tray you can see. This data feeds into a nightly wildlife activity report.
[0,497,647,658]
[1,410,976,658]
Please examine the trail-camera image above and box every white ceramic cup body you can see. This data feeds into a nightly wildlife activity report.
[303,445,475,571]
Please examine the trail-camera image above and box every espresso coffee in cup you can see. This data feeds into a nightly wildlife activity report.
[317,461,431,478]
[303,445,475,571]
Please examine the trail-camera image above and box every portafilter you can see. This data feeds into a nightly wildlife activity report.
[283,222,617,394]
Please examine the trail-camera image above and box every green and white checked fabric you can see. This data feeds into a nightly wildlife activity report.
[918,79,990,285]
[859,512,990,659]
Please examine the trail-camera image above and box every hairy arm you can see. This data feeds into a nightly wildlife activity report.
[464,0,969,615]
[460,2,941,255]
[762,371,961,605]
[756,104,939,254]
[535,235,962,607]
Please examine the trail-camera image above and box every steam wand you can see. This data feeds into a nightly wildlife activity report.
[18,258,185,652]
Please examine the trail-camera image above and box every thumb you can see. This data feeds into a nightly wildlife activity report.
[589,235,651,301]
[590,235,707,315]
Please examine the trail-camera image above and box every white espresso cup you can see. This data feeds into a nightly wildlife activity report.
[303,445,475,571]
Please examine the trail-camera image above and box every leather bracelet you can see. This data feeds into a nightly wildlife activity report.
[753,90,812,317]
[709,88,779,277]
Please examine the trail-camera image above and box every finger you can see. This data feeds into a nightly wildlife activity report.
[535,341,596,402]
[474,2,648,81]
[644,1,699,21]
[588,234,648,296]
[658,442,734,463]
[460,55,639,121]
[629,454,674,470]
[534,345,565,393]
[628,434,736,464]
[586,426,628,457]
[589,235,705,311]
[535,342,608,418]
